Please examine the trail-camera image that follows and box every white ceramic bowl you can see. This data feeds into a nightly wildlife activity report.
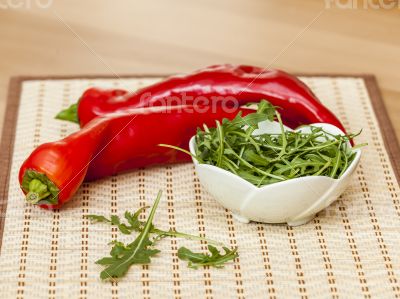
[189,121,361,226]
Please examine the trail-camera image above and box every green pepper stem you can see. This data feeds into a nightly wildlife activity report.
[21,170,59,205]
[25,179,50,204]
[55,103,79,124]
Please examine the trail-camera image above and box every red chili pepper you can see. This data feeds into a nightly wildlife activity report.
[56,65,346,134]
[18,118,109,209]
[20,105,254,209]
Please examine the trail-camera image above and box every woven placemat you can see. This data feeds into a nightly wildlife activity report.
[0,74,399,299]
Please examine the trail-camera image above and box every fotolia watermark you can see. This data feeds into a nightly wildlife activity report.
[325,0,400,9]
[0,0,52,9]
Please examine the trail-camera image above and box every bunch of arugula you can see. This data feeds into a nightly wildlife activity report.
[162,100,364,187]
[87,191,238,281]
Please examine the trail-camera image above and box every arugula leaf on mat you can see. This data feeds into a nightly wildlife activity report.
[87,207,222,246]
[88,191,237,281]
[178,245,238,269]
[87,207,148,235]
[95,191,162,280]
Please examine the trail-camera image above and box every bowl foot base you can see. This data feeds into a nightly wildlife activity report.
[233,214,250,223]
[232,213,316,226]
[287,214,316,226]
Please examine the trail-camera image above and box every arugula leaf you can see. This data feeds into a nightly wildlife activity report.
[178,245,238,269]
[87,207,148,235]
[96,191,163,280]
[86,214,110,223]
[225,100,275,130]
[88,191,238,280]
[87,209,223,246]
[124,207,148,231]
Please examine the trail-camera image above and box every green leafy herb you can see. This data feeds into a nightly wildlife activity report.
[88,191,236,280]
[161,100,365,187]
[178,245,238,269]
[87,207,222,246]
[87,207,147,235]
[95,191,162,280]
[86,214,110,223]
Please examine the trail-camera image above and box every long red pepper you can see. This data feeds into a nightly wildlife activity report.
[18,118,108,209]
[20,105,254,209]
[56,64,346,134]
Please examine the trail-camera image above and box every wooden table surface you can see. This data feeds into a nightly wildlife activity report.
[0,0,399,140]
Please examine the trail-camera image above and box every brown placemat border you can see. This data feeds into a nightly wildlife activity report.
[1,73,399,252]
[363,75,400,183]
[0,77,23,250]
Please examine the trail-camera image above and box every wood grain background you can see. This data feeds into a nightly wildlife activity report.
[0,0,399,139]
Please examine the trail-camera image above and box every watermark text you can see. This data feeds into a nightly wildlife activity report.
[0,0,53,10]
[324,0,399,9]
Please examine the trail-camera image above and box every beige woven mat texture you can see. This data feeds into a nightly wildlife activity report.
[0,77,399,299]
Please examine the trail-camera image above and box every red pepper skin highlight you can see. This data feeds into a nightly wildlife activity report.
[19,105,254,208]
[72,64,346,134]
[80,87,128,107]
